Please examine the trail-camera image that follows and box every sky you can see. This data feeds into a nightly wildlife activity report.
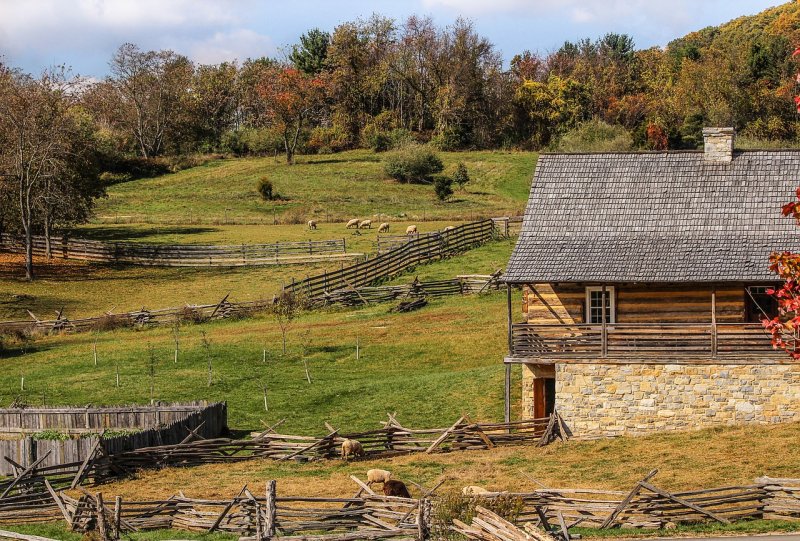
[0,0,789,78]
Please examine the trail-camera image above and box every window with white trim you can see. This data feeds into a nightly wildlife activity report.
[585,286,615,324]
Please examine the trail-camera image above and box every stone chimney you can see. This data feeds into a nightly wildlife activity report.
[702,127,735,163]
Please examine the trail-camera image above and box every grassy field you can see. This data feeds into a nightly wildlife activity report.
[92,150,536,225]
[0,289,520,431]
[0,234,514,320]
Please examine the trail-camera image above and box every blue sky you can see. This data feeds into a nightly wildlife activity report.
[0,0,788,77]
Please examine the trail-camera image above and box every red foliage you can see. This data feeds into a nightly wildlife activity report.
[645,124,668,150]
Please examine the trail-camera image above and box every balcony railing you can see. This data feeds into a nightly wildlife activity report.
[509,322,781,360]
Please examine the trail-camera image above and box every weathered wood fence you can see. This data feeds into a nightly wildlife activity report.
[284,219,496,300]
[2,475,800,538]
[0,234,359,267]
[0,402,227,476]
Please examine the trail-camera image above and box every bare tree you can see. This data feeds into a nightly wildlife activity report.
[108,43,194,158]
[272,291,307,355]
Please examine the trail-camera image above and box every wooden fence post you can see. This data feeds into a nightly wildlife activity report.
[265,480,277,539]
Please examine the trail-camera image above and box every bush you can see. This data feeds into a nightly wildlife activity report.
[384,144,444,183]
[453,162,470,190]
[430,492,524,541]
[221,127,284,156]
[307,125,351,154]
[257,177,277,201]
[555,119,633,152]
[434,175,454,201]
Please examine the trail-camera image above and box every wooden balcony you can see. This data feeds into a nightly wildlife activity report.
[505,322,787,364]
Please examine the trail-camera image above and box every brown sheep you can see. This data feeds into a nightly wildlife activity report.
[341,438,364,460]
[346,218,360,229]
[383,479,411,498]
[378,222,390,233]
[308,220,317,230]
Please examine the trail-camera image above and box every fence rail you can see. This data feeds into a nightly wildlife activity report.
[0,234,358,267]
[1,474,800,538]
[509,322,781,361]
[285,219,496,300]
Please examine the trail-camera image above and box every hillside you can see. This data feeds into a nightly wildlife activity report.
[91,150,536,226]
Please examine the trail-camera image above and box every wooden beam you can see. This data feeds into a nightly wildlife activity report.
[44,479,72,528]
[208,485,248,532]
[425,416,465,453]
[639,480,730,524]
[1,450,51,499]
[599,469,658,529]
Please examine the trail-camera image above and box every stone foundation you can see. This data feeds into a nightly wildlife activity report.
[522,363,800,436]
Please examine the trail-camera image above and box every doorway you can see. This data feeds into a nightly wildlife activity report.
[533,377,556,418]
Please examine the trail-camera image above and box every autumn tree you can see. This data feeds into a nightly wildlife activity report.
[0,67,102,280]
[257,66,329,164]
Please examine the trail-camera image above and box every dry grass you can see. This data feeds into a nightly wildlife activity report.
[99,421,800,501]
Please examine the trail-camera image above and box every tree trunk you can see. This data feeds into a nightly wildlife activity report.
[24,224,33,281]
[44,212,52,261]
[284,131,294,165]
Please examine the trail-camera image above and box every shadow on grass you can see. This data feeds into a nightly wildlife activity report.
[77,226,219,242]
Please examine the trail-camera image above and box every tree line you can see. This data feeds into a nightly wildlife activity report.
[1,4,799,279]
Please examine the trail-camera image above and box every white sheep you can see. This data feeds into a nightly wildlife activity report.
[406,225,417,235]
[367,469,392,485]
[346,218,360,229]
[378,222,390,233]
[341,438,365,460]
[359,219,372,229]
[443,226,455,232]
[462,486,491,496]
[308,220,317,230]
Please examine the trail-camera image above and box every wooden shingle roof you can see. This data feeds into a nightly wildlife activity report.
[504,150,800,283]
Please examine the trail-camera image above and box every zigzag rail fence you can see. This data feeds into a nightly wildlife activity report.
[0,218,512,336]
[0,234,359,267]
[1,472,799,539]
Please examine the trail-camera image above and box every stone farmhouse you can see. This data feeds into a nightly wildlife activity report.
[501,128,800,436]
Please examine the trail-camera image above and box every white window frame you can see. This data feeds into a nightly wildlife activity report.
[585,286,616,324]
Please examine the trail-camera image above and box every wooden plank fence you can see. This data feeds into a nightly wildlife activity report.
[0,402,227,476]
[0,234,359,267]
[1,475,800,538]
[284,219,496,300]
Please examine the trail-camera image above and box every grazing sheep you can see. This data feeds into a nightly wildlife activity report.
[406,225,417,235]
[462,486,491,496]
[383,479,411,498]
[308,220,317,230]
[341,438,364,460]
[359,219,372,229]
[378,222,390,233]
[346,218,360,229]
[367,469,392,485]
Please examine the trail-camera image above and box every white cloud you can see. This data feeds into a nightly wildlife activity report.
[0,0,275,72]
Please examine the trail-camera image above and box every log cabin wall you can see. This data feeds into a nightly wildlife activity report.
[523,283,747,324]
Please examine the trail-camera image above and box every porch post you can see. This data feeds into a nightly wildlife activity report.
[505,284,513,423]
[711,285,717,358]
[601,284,608,358]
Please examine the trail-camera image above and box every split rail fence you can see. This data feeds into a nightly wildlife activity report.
[1,474,800,539]
[0,218,505,336]
[0,234,358,267]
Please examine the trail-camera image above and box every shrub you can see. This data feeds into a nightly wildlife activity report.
[384,144,444,183]
[257,177,277,201]
[430,492,524,541]
[221,127,284,156]
[453,162,470,190]
[88,314,133,332]
[307,125,351,154]
[555,119,633,152]
[434,175,454,201]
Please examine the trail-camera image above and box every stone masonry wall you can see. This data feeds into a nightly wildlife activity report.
[538,363,800,436]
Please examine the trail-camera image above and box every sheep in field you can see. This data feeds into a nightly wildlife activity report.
[308,220,317,230]
[341,439,364,460]
[367,469,392,485]
[378,222,390,233]
[443,225,455,232]
[406,225,417,235]
[383,479,411,498]
[462,486,491,496]
[359,219,372,229]
[346,218,360,229]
